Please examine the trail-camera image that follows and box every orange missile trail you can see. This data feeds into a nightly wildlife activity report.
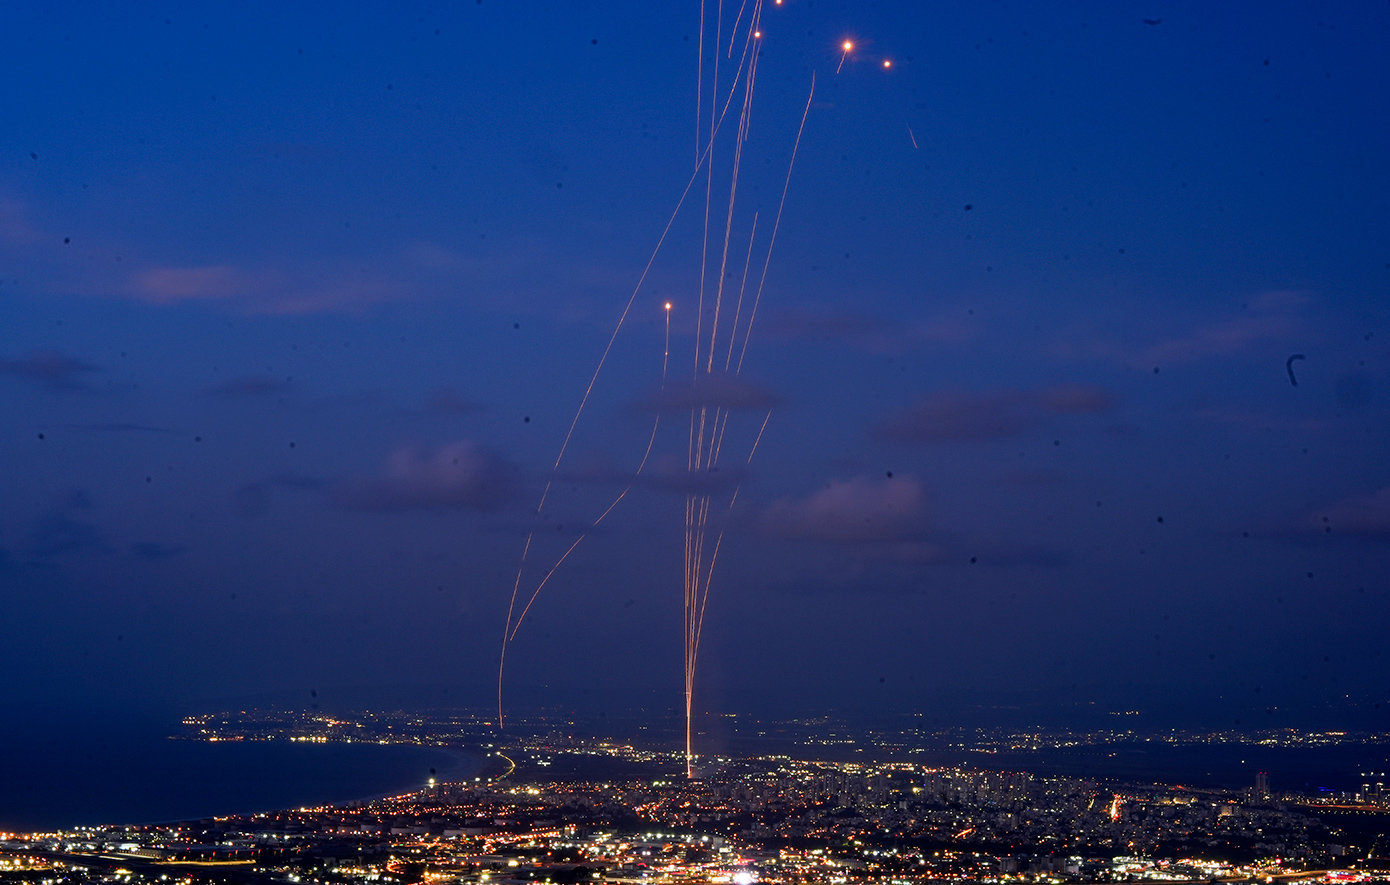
[497,0,766,725]
[727,0,749,56]
[837,40,852,74]
[687,0,770,779]
[499,0,809,787]
[497,90,741,728]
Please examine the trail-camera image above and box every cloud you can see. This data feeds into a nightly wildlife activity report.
[764,308,889,340]
[763,306,975,353]
[405,242,472,270]
[0,350,101,390]
[427,387,479,415]
[762,475,927,544]
[634,373,781,413]
[878,390,1031,442]
[206,376,293,398]
[1308,486,1390,537]
[875,385,1114,443]
[264,272,407,315]
[768,539,1073,594]
[0,199,41,246]
[332,440,515,512]
[638,461,749,496]
[27,515,103,558]
[1142,291,1307,365]
[129,263,405,314]
[1038,383,1116,414]
[232,475,329,518]
[133,265,269,304]
[562,452,748,496]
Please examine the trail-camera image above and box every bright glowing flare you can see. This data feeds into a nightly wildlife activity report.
[883,59,892,68]
[837,40,853,74]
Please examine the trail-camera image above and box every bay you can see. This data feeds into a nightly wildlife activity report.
[0,715,477,834]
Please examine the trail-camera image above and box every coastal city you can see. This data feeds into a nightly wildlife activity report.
[2,710,1388,885]
[5,0,1388,883]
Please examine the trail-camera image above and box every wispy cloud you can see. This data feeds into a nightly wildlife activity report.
[1144,291,1308,365]
[128,263,406,314]
[0,350,101,390]
[0,198,41,246]
[331,440,516,512]
[133,265,268,304]
[427,387,479,415]
[562,452,749,496]
[762,475,928,544]
[22,490,106,559]
[763,306,975,353]
[633,372,781,413]
[1308,486,1390,538]
[875,384,1115,443]
[1049,291,1311,369]
[768,539,1073,594]
[27,515,104,558]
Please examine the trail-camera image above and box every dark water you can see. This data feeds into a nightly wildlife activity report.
[700,726,1390,795]
[0,717,477,834]
[905,741,1390,794]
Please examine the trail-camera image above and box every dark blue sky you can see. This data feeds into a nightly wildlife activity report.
[2,0,1388,727]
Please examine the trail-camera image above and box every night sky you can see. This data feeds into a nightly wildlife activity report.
[3,0,1388,728]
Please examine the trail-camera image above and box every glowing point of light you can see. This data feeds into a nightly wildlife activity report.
[842,41,853,51]
[754,30,761,38]
[883,59,892,68]
[664,302,672,310]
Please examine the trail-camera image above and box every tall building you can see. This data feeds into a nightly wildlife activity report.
[1254,771,1270,800]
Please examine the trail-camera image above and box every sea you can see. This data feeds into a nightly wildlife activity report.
[0,713,478,835]
[893,741,1390,795]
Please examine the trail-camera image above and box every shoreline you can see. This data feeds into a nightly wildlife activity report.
[0,736,482,835]
[130,743,484,827]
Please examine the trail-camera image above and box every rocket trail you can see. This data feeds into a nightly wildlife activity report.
[499,0,815,785]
